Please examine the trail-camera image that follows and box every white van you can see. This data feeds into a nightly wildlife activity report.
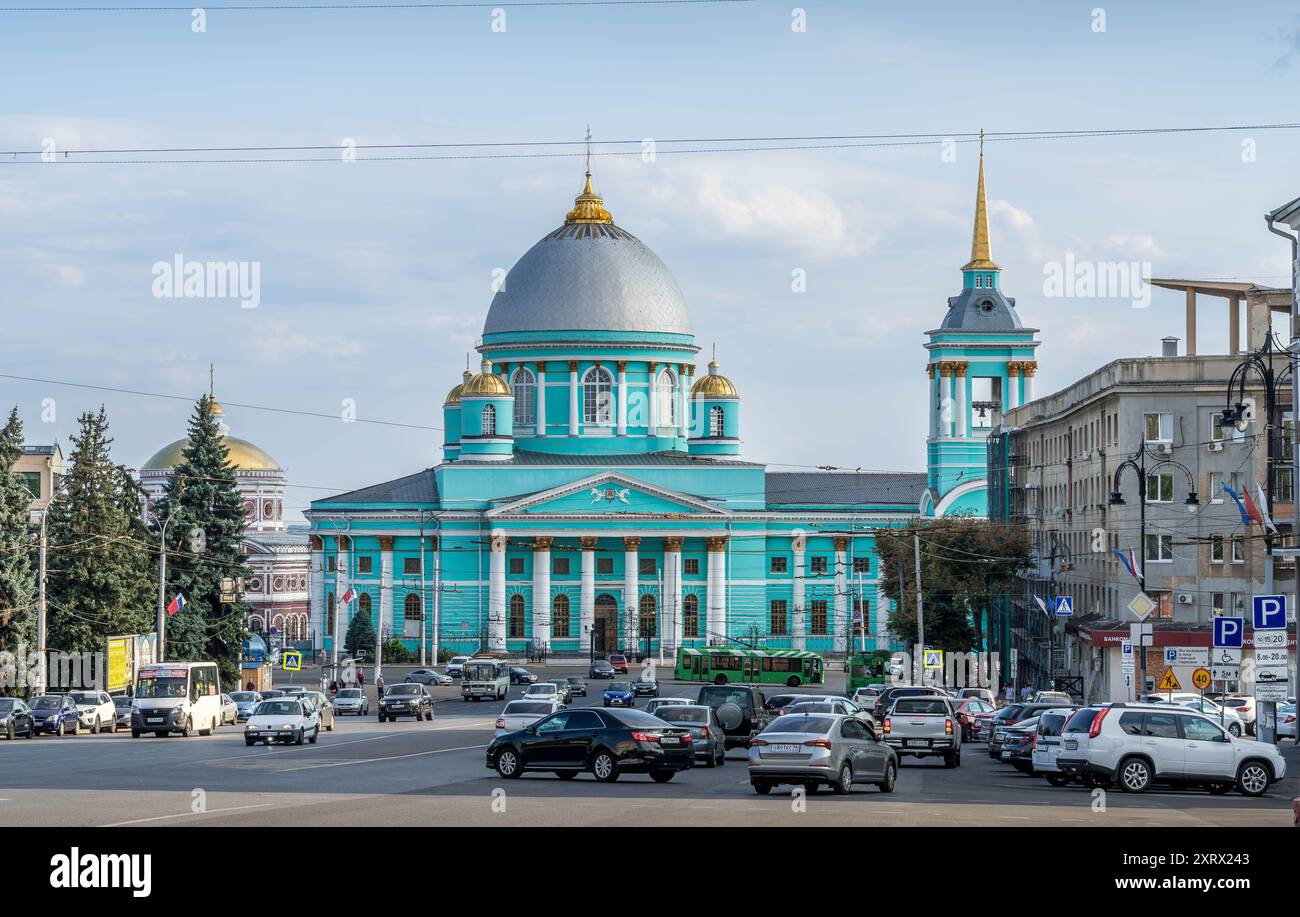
[131,662,223,737]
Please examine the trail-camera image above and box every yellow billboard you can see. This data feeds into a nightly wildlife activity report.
[107,637,133,693]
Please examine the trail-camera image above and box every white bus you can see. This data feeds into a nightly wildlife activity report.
[132,662,223,737]
[461,658,509,701]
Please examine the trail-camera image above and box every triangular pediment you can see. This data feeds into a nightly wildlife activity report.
[486,472,730,517]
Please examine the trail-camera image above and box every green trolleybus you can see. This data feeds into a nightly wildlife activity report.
[846,649,894,694]
[674,647,825,687]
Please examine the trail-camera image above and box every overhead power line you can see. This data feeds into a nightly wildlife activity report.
[5,122,1298,165]
[0,1,753,12]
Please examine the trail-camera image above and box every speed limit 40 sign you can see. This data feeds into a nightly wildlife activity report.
[1191,667,1212,690]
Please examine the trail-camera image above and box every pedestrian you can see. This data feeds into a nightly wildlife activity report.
[375,674,385,698]
[318,671,328,693]
[329,679,339,696]
[357,667,365,688]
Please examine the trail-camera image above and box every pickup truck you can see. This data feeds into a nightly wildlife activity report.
[882,695,961,767]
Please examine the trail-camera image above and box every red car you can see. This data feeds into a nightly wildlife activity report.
[609,654,629,674]
[951,698,997,741]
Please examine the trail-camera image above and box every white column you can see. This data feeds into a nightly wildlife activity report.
[309,536,324,652]
[665,537,683,653]
[488,530,506,653]
[928,368,939,439]
[535,365,547,437]
[833,538,848,653]
[379,536,394,673]
[791,534,806,651]
[677,366,690,440]
[648,362,659,432]
[1023,365,1035,403]
[580,537,596,653]
[333,535,350,666]
[531,537,551,651]
[623,537,639,654]
[1008,365,1022,410]
[945,370,956,438]
[875,582,888,650]
[568,361,580,436]
[617,361,628,436]
[955,366,967,438]
[706,537,727,644]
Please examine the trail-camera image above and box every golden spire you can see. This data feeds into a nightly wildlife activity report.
[564,126,613,224]
[961,130,1001,272]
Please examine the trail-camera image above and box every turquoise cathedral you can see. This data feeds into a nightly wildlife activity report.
[306,154,1039,660]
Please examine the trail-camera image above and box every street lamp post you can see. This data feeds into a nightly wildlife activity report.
[1110,443,1199,698]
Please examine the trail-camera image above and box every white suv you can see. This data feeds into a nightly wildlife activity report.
[1054,703,1286,796]
[1031,707,1078,786]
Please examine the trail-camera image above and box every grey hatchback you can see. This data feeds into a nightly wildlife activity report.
[652,704,726,768]
[748,713,898,795]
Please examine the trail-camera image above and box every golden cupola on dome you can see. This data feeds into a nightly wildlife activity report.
[142,395,281,473]
[461,359,513,397]
[444,369,473,405]
[564,171,614,225]
[691,358,739,398]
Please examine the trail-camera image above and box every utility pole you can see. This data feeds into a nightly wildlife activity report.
[913,532,925,684]
[35,512,47,695]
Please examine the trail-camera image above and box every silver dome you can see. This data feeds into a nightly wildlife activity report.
[483,222,693,337]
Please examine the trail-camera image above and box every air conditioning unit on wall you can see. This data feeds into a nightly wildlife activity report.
[1207,442,1224,453]
[1176,592,1195,605]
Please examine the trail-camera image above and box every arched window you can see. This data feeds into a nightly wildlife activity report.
[482,403,497,436]
[656,369,676,427]
[709,405,725,437]
[249,616,265,635]
[511,368,535,425]
[509,593,526,638]
[582,366,614,426]
[683,594,699,638]
[551,594,570,638]
[404,593,422,622]
[638,593,657,637]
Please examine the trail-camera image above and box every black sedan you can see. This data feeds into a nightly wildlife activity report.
[632,676,659,697]
[487,707,695,783]
[564,677,588,697]
[589,659,615,679]
[378,683,434,722]
[509,667,538,685]
[0,698,35,739]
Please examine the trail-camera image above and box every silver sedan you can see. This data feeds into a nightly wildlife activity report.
[748,713,898,795]
[653,704,726,767]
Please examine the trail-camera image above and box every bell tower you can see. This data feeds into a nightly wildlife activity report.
[924,140,1040,517]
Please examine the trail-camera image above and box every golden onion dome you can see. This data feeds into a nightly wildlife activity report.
[444,369,473,406]
[691,359,739,398]
[461,359,513,397]
[141,396,280,472]
[564,171,614,225]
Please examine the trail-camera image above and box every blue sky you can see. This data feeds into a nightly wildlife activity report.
[2,0,1299,519]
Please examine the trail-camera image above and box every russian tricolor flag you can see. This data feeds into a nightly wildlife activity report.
[340,587,357,604]
[166,593,186,617]
[1113,547,1142,583]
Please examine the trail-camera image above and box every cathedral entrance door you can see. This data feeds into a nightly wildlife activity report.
[593,594,618,655]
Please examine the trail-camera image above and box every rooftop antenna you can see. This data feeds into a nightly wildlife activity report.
[585,124,592,176]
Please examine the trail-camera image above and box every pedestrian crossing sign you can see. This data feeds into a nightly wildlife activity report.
[282,650,302,672]
[1157,668,1181,692]
[923,649,943,670]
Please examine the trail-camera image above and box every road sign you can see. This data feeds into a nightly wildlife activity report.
[1053,596,1073,618]
[1191,667,1212,690]
[1251,595,1288,630]
[1129,622,1154,646]
[923,649,943,670]
[1009,647,1018,668]
[1255,665,1290,684]
[1212,616,1244,648]
[282,650,302,672]
[1128,593,1157,621]
[1254,629,1287,648]
[1157,669,1182,691]
[1164,647,1209,666]
[1121,639,1134,673]
[1212,646,1242,665]
[1256,682,1289,702]
[1210,665,1240,682]
[1254,647,1288,666]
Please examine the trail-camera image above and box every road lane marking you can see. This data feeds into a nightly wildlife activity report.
[275,743,489,773]
[100,803,275,827]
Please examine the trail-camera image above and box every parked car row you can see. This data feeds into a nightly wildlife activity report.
[0,691,242,738]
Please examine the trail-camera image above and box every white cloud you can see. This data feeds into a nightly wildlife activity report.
[244,319,363,361]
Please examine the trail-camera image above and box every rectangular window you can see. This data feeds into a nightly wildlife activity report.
[769,600,788,636]
[810,600,828,634]
[552,557,570,575]
[402,557,420,576]
[1210,535,1224,564]
[853,598,869,628]
[770,556,788,574]
[1231,535,1244,564]
[638,558,656,576]
[1144,412,1173,443]
[1145,473,1174,503]
[596,557,614,575]
[1212,592,1225,616]
[1211,411,1245,443]
[852,557,870,575]
[1144,533,1173,563]
[327,557,336,572]
[1208,472,1224,503]
[357,556,373,575]
[682,557,699,576]
[17,472,40,500]
[810,556,828,575]
[508,557,525,575]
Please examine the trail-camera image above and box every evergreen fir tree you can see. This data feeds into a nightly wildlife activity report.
[154,395,251,687]
[46,408,155,653]
[0,408,37,662]
[344,607,375,658]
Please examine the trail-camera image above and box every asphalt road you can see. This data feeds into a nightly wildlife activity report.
[1,666,1295,827]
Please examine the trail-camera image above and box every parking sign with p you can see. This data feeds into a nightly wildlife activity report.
[1251,595,1287,630]
[1212,616,1244,648]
